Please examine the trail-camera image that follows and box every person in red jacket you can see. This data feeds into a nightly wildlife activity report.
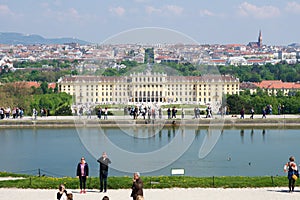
[76,157,89,194]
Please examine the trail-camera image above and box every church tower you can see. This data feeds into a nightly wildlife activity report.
[258,30,262,47]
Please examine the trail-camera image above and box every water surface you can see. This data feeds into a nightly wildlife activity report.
[0,127,298,177]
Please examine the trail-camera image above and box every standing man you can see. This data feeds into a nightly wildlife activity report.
[97,152,111,192]
[167,107,171,119]
[240,107,245,119]
[33,108,38,120]
[97,107,102,119]
[262,107,267,118]
[171,106,177,118]
[130,172,143,200]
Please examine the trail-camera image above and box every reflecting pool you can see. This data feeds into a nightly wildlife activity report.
[0,127,298,177]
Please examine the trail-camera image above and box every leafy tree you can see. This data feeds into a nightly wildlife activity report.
[54,104,72,116]
[71,70,78,75]
[103,68,118,76]
[38,96,54,110]
[226,94,244,114]
[226,90,300,114]
[144,48,154,64]
[31,86,43,95]
[40,82,49,94]
[29,93,72,116]
[120,60,138,67]
[248,73,261,82]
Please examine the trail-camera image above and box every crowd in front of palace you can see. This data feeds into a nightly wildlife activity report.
[0,107,25,119]
[0,102,293,121]
[0,107,51,120]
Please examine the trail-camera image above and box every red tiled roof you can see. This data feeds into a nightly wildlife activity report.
[211,59,226,63]
[253,80,300,89]
[12,81,56,89]
[247,59,265,63]
[48,82,56,89]
[225,44,242,47]
[22,81,40,88]
[240,82,257,89]
[155,56,171,60]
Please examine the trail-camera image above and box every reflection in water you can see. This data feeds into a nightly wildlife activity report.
[172,126,176,137]
[180,127,185,136]
[198,128,222,159]
[237,129,267,144]
[240,129,244,144]
[167,128,171,141]
[251,129,254,143]
[133,126,138,138]
[195,129,201,139]
[0,127,299,177]
[262,129,266,142]
[77,126,196,173]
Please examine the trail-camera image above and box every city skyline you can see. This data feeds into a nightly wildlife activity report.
[0,1,299,45]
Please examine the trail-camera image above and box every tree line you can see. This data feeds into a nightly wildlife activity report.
[226,89,300,115]
[164,62,300,82]
[218,63,300,82]
[2,60,300,83]
[0,82,72,116]
[100,61,300,82]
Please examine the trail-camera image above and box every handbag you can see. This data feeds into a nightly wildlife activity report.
[292,174,298,181]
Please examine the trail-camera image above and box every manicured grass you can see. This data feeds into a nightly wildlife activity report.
[0,172,289,189]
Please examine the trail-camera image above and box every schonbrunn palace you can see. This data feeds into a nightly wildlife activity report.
[58,71,240,106]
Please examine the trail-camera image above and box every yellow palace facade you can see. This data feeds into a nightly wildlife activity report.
[57,72,240,105]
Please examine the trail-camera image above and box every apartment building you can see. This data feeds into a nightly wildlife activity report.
[57,73,239,105]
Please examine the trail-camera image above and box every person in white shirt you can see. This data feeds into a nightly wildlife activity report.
[56,184,67,200]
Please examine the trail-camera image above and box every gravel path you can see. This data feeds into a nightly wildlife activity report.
[0,187,299,200]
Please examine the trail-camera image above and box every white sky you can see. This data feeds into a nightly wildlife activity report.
[0,0,299,45]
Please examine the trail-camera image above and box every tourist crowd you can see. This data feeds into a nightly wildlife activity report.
[0,107,25,119]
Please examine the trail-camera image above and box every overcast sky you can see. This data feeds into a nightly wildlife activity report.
[0,0,299,45]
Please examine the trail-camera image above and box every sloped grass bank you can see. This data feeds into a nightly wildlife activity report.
[0,172,289,189]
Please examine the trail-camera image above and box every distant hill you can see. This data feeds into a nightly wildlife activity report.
[288,43,300,47]
[0,32,91,45]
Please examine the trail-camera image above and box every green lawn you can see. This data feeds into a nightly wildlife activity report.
[0,172,289,189]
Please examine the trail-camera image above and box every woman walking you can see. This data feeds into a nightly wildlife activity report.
[284,156,298,192]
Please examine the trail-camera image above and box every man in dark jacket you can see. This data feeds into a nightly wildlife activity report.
[97,152,111,192]
[130,172,143,200]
